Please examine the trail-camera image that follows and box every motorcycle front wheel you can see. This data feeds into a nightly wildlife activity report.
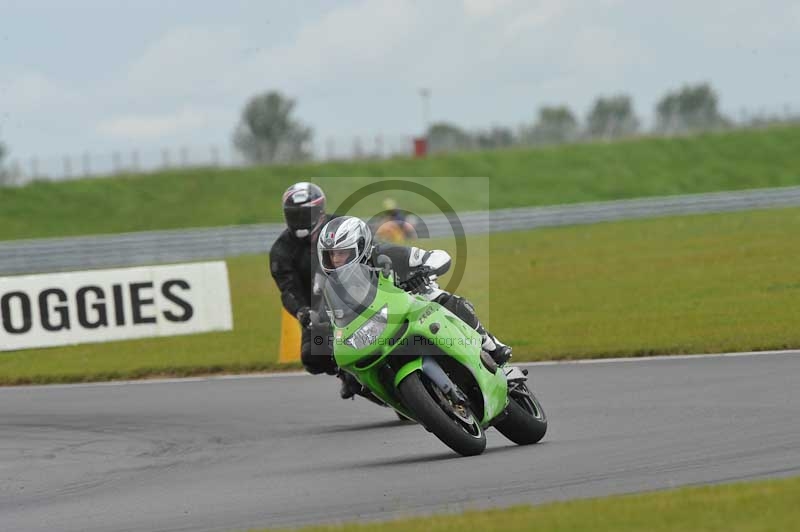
[398,371,486,456]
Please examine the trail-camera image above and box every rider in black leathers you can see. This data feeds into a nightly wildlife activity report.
[269,182,339,378]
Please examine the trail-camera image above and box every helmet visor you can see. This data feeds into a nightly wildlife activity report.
[284,206,320,232]
[321,246,358,271]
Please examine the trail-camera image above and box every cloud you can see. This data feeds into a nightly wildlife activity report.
[242,0,424,88]
[97,0,650,139]
[122,26,248,100]
[96,107,229,141]
[106,0,648,116]
[5,0,800,158]
[565,27,647,75]
[0,71,79,113]
[113,1,427,103]
[462,0,518,18]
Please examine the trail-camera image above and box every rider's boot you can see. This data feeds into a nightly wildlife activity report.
[337,370,361,400]
[481,332,512,366]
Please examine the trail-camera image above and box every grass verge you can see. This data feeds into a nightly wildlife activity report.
[2,125,800,240]
[1,206,799,384]
[248,475,800,532]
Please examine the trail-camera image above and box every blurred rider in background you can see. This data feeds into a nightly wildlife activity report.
[373,198,418,243]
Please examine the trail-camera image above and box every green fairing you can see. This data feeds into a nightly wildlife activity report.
[330,271,508,426]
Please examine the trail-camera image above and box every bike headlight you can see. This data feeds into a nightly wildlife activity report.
[345,306,388,349]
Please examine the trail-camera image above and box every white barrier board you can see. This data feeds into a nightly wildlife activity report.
[0,262,233,352]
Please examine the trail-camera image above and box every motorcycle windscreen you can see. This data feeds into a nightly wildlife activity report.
[323,264,378,327]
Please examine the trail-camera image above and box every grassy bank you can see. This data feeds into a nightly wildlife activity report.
[2,125,800,241]
[1,207,799,384]
[250,475,800,532]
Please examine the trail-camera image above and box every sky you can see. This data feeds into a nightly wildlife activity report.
[1,0,799,166]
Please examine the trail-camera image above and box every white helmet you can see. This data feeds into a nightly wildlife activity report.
[317,216,373,274]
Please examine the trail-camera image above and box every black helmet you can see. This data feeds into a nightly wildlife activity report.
[282,182,326,238]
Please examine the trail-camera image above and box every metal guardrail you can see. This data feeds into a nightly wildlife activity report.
[3,185,800,275]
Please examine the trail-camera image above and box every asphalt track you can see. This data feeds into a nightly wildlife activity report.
[1,351,799,532]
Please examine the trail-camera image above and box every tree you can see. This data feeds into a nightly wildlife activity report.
[427,122,473,153]
[233,91,312,164]
[473,126,515,150]
[655,83,731,134]
[585,95,640,139]
[524,105,579,144]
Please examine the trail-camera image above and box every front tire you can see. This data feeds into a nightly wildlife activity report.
[495,384,547,445]
[395,411,415,422]
[398,372,486,456]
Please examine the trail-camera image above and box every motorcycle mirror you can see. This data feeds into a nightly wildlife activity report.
[376,254,393,277]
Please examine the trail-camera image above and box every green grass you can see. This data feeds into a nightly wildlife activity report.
[2,207,799,384]
[247,475,800,532]
[2,125,800,241]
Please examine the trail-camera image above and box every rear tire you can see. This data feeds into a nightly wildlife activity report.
[495,385,547,445]
[398,372,486,456]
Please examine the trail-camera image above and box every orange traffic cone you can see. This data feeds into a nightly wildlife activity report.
[278,308,302,363]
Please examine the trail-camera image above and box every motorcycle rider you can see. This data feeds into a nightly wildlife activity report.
[270,182,357,397]
[373,197,418,242]
[317,216,512,368]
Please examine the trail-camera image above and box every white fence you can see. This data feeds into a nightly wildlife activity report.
[0,135,418,185]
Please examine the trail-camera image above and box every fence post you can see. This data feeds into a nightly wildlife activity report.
[82,152,91,177]
[10,160,21,183]
[131,150,140,172]
[353,137,363,159]
[112,151,121,174]
[326,138,335,160]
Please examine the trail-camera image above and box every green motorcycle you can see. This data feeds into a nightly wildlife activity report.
[323,256,547,456]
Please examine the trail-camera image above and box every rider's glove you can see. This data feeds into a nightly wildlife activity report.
[401,267,432,294]
[296,307,313,329]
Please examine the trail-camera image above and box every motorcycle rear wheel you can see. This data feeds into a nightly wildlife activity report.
[495,384,547,445]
